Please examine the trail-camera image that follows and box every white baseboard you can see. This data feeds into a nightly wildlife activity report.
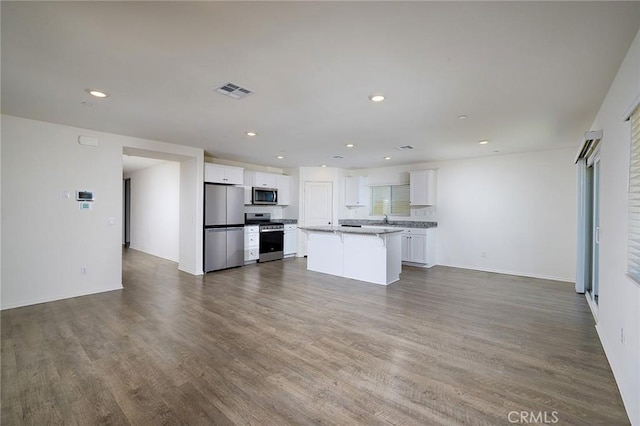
[438,263,573,283]
[1,284,123,311]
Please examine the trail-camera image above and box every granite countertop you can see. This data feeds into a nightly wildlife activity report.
[277,219,298,224]
[299,225,403,235]
[338,219,437,229]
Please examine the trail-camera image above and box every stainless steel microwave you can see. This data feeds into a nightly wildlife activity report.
[252,187,278,205]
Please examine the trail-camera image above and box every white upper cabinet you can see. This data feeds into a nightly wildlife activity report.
[244,171,278,188]
[204,163,244,185]
[277,175,291,205]
[345,176,368,207]
[409,170,437,206]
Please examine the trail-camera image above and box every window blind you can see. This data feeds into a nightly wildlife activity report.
[371,186,390,216]
[370,185,410,217]
[628,107,640,283]
[390,185,410,216]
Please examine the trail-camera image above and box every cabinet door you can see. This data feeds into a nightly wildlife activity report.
[410,234,427,263]
[204,163,225,183]
[345,176,367,206]
[243,186,252,205]
[410,170,436,206]
[255,172,277,188]
[277,175,291,205]
[401,234,411,261]
[345,176,358,206]
[284,229,297,255]
[224,166,244,185]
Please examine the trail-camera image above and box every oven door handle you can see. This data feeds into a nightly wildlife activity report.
[260,229,284,233]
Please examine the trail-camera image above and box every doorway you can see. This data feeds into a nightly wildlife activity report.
[122,155,181,262]
[121,147,204,275]
[576,137,601,319]
[124,178,131,248]
[586,151,601,308]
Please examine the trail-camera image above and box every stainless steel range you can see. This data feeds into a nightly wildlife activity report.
[245,213,284,262]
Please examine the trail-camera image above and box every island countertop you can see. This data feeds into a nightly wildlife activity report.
[299,226,403,235]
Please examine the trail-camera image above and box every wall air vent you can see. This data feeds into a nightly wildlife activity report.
[214,82,254,100]
[396,145,415,151]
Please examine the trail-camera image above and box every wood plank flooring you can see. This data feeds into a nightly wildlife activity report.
[1,249,630,425]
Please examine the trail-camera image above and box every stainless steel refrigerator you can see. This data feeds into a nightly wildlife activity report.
[204,184,245,272]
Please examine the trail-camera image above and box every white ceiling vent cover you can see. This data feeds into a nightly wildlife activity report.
[215,82,254,100]
[396,145,415,151]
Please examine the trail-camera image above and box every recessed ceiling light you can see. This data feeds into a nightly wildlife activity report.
[276,155,284,159]
[246,132,257,137]
[369,94,385,102]
[479,140,490,145]
[345,143,355,148]
[384,156,391,160]
[86,89,109,98]
[321,164,327,168]
[457,115,468,120]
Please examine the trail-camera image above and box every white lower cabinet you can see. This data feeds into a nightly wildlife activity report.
[244,225,259,262]
[284,224,297,256]
[401,228,436,267]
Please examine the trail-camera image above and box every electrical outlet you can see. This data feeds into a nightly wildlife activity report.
[481,251,487,258]
[81,266,87,276]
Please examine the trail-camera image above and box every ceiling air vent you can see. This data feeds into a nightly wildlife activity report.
[215,82,254,100]
[396,145,415,151]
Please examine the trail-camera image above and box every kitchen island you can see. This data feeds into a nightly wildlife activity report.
[299,226,403,285]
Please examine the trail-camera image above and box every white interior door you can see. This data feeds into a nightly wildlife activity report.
[304,181,333,226]
[301,181,333,256]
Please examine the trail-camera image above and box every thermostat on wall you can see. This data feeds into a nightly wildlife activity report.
[76,190,94,201]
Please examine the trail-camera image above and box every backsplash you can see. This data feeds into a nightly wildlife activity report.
[345,205,437,222]
[339,219,437,228]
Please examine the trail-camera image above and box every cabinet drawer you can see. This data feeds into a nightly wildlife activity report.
[245,234,259,247]
[244,248,259,261]
[402,228,426,235]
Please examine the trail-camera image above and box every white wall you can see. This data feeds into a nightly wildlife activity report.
[436,149,576,281]
[348,147,577,282]
[1,115,204,310]
[126,161,180,262]
[589,29,640,425]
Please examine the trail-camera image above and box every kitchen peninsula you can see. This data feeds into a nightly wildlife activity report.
[300,226,403,285]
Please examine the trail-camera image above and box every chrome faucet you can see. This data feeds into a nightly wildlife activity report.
[383,214,389,224]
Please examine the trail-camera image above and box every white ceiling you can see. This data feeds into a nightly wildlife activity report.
[2,2,639,169]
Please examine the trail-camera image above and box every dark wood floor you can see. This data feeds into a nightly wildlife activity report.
[1,249,629,425]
